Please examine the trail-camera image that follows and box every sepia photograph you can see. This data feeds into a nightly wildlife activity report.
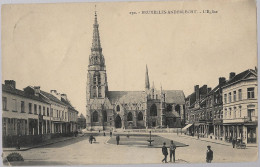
[0,0,258,166]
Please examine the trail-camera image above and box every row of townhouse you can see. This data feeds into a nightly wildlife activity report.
[184,69,258,144]
[2,80,78,147]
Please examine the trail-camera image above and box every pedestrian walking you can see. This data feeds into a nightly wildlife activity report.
[232,137,236,148]
[89,135,93,144]
[206,145,213,163]
[103,132,106,136]
[169,140,176,163]
[110,131,112,137]
[116,135,120,145]
[161,142,168,163]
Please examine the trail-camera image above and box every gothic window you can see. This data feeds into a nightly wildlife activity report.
[137,112,143,121]
[93,71,101,85]
[92,111,98,122]
[175,104,180,115]
[93,86,96,97]
[98,86,102,97]
[103,110,107,122]
[127,112,133,121]
[167,104,172,112]
[150,104,157,116]
[116,105,120,112]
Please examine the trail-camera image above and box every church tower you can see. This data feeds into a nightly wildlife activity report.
[86,11,108,129]
[87,11,108,100]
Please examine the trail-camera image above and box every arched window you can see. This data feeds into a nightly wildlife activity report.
[92,86,96,97]
[167,104,172,112]
[116,105,120,112]
[98,86,102,97]
[175,104,180,115]
[92,111,98,122]
[127,112,133,121]
[137,112,143,121]
[93,72,101,85]
[150,104,157,116]
[103,110,107,122]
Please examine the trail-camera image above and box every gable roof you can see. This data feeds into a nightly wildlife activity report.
[61,97,78,113]
[223,69,257,88]
[2,84,49,104]
[163,90,185,104]
[40,90,67,106]
[107,91,147,104]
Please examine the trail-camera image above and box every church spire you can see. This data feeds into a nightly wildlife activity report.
[145,65,150,90]
[89,9,105,67]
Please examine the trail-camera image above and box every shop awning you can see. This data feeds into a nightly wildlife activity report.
[182,124,193,130]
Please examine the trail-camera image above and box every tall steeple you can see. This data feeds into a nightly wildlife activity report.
[87,9,108,100]
[89,10,105,68]
[145,65,150,91]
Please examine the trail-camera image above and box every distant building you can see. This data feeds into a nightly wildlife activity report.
[77,113,86,130]
[222,70,258,144]
[184,85,209,136]
[184,69,258,145]
[2,80,78,147]
[86,13,185,130]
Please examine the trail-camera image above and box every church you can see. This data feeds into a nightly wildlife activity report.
[86,12,186,130]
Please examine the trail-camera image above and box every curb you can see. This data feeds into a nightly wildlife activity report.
[178,135,231,146]
[3,135,85,152]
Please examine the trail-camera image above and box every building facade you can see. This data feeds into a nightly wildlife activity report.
[77,113,87,130]
[222,70,258,144]
[184,69,258,145]
[86,13,185,130]
[184,85,209,136]
[2,80,79,147]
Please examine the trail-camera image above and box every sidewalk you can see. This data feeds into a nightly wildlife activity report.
[3,134,85,152]
[178,134,258,148]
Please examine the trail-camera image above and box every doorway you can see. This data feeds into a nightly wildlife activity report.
[115,115,122,128]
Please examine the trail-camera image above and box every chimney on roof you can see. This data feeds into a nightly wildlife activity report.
[61,94,67,101]
[194,85,199,101]
[219,77,226,85]
[34,86,41,96]
[50,90,57,95]
[56,92,61,100]
[5,80,16,89]
[229,72,236,80]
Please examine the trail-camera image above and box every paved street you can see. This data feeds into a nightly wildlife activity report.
[3,133,258,165]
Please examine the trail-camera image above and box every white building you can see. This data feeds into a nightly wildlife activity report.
[2,80,79,147]
[222,69,258,144]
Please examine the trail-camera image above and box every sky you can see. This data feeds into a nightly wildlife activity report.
[1,0,257,115]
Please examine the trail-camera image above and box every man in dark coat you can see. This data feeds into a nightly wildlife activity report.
[110,131,112,137]
[161,142,168,163]
[89,135,93,144]
[169,140,176,162]
[206,145,213,163]
[232,137,236,148]
[116,135,120,145]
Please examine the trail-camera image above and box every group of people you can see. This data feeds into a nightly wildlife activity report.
[89,131,120,145]
[162,141,213,163]
[161,140,177,163]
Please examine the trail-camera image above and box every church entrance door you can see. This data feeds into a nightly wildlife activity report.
[115,115,122,128]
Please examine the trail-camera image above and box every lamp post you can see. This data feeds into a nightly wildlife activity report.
[147,131,154,146]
